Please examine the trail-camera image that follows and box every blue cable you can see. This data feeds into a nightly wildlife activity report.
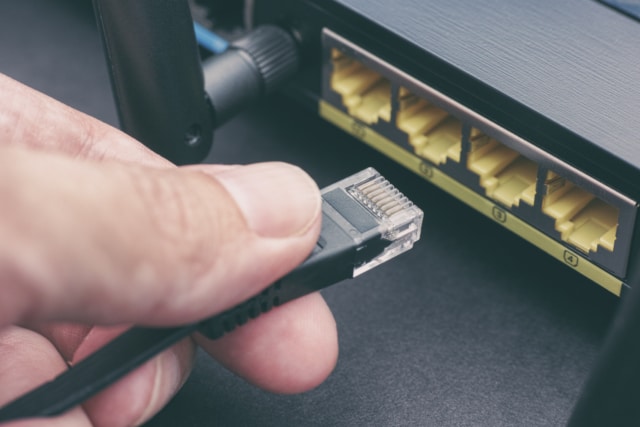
[598,1,640,20]
[193,22,229,54]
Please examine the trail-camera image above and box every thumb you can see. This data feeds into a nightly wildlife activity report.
[0,145,322,327]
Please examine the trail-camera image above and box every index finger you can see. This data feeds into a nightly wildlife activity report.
[0,73,171,167]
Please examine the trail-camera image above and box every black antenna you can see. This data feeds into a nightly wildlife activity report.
[568,282,640,426]
[92,0,214,164]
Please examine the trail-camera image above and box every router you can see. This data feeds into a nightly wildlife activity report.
[219,0,640,296]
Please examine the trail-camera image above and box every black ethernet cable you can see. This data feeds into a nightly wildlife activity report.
[0,167,424,423]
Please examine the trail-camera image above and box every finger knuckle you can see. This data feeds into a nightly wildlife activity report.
[128,170,233,285]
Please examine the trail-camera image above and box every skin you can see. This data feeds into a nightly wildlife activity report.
[0,74,339,427]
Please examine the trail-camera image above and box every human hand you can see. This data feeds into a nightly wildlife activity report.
[0,74,338,427]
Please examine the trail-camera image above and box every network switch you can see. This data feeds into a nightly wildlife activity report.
[194,0,640,296]
[318,29,636,294]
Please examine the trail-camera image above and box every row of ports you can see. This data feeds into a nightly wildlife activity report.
[328,48,620,258]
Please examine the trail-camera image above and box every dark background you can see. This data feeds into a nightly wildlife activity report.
[0,1,620,425]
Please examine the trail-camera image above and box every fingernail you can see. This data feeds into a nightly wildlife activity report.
[133,346,191,427]
[215,162,321,238]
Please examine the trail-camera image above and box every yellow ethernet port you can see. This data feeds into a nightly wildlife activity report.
[467,129,537,208]
[330,49,391,125]
[542,172,619,253]
[396,87,461,164]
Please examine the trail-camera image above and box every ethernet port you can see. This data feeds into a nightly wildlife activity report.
[397,87,461,164]
[330,49,391,125]
[542,172,618,253]
[467,130,537,208]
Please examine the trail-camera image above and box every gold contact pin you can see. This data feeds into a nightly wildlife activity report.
[350,176,413,219]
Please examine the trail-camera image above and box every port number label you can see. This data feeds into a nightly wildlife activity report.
[563,250,579,267]
[350,120,367,139]
[419,161,434,179]
[492,206,507,223]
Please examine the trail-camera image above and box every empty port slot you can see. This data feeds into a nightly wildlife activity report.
[330,49,391,125]
[397,87,461,164]
[542,172,618,253]
[467,130,537,207]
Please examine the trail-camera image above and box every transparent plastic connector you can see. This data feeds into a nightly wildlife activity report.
[321,167,424,277]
